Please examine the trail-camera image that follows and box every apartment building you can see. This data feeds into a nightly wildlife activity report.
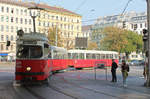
[91,11,147,60]
[0,0,82,61]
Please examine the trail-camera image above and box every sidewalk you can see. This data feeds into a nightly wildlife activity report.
[0,62,15,66]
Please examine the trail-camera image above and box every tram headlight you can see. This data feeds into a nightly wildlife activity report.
[26,67,31,71]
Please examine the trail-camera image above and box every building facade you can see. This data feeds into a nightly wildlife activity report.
[92,11,147,60]
[0,0,82,61]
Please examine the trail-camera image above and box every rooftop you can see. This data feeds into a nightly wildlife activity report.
[0,0,81,17]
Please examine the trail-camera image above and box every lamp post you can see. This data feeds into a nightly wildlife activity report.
[28,7,43,33]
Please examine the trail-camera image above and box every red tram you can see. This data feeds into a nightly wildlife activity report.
[15,32,68,83]
[15,31,119,84]
[68,50,119,69]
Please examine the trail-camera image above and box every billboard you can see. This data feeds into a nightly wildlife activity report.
[75,37,88,48]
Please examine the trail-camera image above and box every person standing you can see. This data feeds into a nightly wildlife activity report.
[111,59,118,82]
[121,60,129,87]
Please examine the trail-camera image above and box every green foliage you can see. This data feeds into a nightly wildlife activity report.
[100,26,143,55]
[47,26,63,47]
[87,41,98,50]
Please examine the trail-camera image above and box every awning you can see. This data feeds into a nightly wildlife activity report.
[0,53,8,56]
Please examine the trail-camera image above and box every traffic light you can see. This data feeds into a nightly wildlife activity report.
[122,21,126,28]
[6,41,10,46]
[143,29,148,41]
[134,24,137,30]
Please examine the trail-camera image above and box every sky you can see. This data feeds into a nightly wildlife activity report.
[34,0,147,25]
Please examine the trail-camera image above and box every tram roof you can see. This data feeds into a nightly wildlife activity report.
[18,33,49,42]
[68,50,118,54]
[50,46,67,53]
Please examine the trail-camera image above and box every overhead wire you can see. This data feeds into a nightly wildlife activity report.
[82,0,134,24]
[75,0,87,12]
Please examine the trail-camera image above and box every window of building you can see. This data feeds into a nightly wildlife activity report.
[6,46,8,50]
[1,25,4,32]
[77,26,79,30]
[72,25,73,30]
[16,26,18,32]
[43,21,45,26]
[29,19,31,25]
[1,35,4,41]
[24,9,27,16]
[1,44,4,50]
[140,24,142,28]
[16,9,19,14]
[16,18,18,23]
[64,17,66,21]
[77,19,79,23]
[20,18,23,24]
[21,9,23,15]
[47,22,49,27]
[24,28,27,32]
[6,26,9,32]
[56,16,58,20]
[11,17,13,22]
[11,35,13,41]
[6,35,9,41]
[25,19,27,24]
[11,45,13,50]
[6,7,9,13]
[1,15,4,22]
[29,28,31,32]
[11,26,14,32]
[1,6,4,12]
[39,21,41,26]
[11,8,14,14]
[134,24,137,30]
[6,16,9,22]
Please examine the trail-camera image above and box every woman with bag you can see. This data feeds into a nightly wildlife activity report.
[121,60,130,87]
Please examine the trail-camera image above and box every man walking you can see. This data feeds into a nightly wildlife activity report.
[111,59,118,82]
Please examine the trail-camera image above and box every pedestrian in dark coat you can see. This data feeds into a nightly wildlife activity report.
[111,59,118,82]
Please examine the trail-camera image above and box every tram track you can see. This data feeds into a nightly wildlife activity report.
[52,76,123,99]
[21,83,79,99]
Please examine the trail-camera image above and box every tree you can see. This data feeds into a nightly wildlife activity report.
[100,26,143,59]
[87,41,98,50]
[47,26,63,47]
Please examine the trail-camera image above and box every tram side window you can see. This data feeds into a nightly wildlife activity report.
[92,54,96,59]
[115,54,118,59]
[72,53,78,59]
[79,53,84,59]
[100,54,105,59]
[53,51,58,59]
[68,53,72,59]
[96,54,100,59]
[86,53,92,59]
[110,54,113,59]
[44,43,49,58]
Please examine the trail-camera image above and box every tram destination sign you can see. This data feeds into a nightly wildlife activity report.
[75,37,88,49]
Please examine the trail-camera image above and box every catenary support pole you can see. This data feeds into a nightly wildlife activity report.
[146,0,150,87]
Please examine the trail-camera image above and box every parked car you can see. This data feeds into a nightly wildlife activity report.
[128,60,145,66]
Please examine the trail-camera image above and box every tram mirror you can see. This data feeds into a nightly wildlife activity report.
[17,29,24,37]
[44,43,49,48]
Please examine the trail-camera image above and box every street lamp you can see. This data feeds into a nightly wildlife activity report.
[28,7,43,33]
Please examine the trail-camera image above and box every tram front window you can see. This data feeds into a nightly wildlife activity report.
[17,45,43,59]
